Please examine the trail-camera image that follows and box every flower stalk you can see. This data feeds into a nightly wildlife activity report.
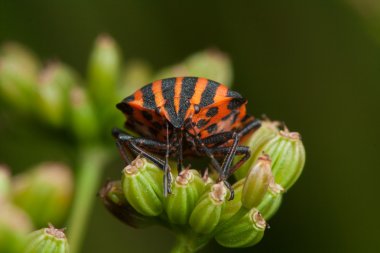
[66,147,109,253]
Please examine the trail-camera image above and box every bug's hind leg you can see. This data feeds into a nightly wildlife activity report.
[238,118,261,137]
[224,118,261,176]
[112,128,173,195]
[218,118,261,177]
[207,119,261,200]
[208,144,251,200]
[209,146,251,176]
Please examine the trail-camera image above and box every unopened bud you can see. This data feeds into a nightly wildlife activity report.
[164,169,205,225]
[69,86,99,141]
[155,49,233,86]
[120,60,152,98]
[235,120,279,180]
[257,182,284,220]
[87,34,121,107]
[241,154,273,209]
[100,180,157,228]
[121,157,164,216]
[215,208,266,248]
[0,165,11,201]
[0,203,33,253]
[267,129,305,189]
[237,121,305,190]
[12,162,74,227]
[0,43,40,112]
[36,62,78,127]
[189,182,227,234]
[220,179,244,222]
[24,224,69,253]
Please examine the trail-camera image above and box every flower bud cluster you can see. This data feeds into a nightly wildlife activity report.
[102,122,305,250]
[103,157,270,249]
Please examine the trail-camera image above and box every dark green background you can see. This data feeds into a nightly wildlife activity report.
[1,0,379,252]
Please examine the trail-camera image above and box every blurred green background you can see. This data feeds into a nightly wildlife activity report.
[1,0,379,252]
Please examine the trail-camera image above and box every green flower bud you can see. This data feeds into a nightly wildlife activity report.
[155,49,233,86]
[0,43,40,112]
[36,62,78,127]
[257,182,284,220]
[215,208,266,248]
[12,162,74,227]
[236,121,305,190]
[197,169,216,197]
[87,34,121,107]
[235,120,279,180]
[120,60,153,99]
[220,179,244,222]
[189,182,227,234]
[268,129,305,190]
[103,180,126,206]
[24,224,69,253]
[164,169,205,225]
[121,157,165,216]
[0,165,11,201]
[241,154,273,209]
[100,180,157,228]
[0,203,33,253]
[69,86,99,141]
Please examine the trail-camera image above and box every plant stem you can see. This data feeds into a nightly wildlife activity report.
[67,146,109,253]
[170,230,211,253]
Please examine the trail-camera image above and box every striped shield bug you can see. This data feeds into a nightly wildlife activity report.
[113,77,260,199]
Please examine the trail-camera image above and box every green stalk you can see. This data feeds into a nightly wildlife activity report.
[170,230,211,253]
[67,146,109,253]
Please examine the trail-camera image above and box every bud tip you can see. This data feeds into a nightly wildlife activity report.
[211,182,227,203]
[176,169,193,185]
[252,210,266,230]
[45,223,66,239]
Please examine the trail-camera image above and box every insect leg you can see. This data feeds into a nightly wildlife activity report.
[217,118,261,178]
[201,131,234,147]
[220,133,239,177]
[177,129,184,173]
[221,118,260,176]
[238,118,261,137]
[186,120,223,175]
[218,133,239,200]
[163,122,172,196]
[112,128,166,169]
[209,145,251,176]
[208,144,251,200]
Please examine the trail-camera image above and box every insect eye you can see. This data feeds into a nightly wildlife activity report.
[194,104,200,114]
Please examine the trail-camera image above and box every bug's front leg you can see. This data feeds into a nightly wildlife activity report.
[112,128,173,196]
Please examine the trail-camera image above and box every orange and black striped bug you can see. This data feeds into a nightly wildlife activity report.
[112,77,260,199]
